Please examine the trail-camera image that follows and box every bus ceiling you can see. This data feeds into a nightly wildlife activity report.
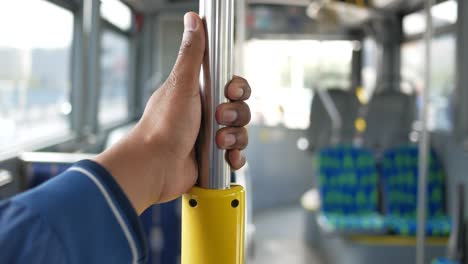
[121,0,454,43]
[122,0,450,15]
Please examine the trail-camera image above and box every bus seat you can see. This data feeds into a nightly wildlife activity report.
[307,89,360,151]
[141,201,181,264]
[381,145,451,236]
[431,259,459,264]
[317,145,386,234]
[20,152,94,188]
[363,90,415,152]
[27,162,72,188]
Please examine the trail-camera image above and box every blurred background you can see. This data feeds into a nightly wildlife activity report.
[0,0,467,264]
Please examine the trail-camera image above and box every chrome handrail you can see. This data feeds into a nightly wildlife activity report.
[197,0,235,190]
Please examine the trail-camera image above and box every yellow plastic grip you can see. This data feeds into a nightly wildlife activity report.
[182,185,245,264]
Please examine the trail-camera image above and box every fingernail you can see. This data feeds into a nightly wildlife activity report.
[184,13,198,32]
[233,87,244,99]
[223,110,238,123]
[225,134,236,146]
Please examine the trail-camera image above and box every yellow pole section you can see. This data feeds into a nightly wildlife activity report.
[182,186,245,264]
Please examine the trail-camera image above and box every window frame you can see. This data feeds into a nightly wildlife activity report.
[455,0,468,146]
[403,23,456,43]
[70,0,137,137]
[97,4,136,131]
[401,0,457,43]
[400,4,457,133]
[47,0,80,12]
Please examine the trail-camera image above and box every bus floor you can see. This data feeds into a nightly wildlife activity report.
[251,206,325,264]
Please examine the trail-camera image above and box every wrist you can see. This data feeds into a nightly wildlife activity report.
[94,124,167,214]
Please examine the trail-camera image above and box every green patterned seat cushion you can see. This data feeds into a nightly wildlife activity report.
[386,216,451,236]
[318,213,386,233]
[432,258,459,264]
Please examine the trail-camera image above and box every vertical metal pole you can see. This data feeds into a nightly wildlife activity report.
[128,26,139,121]
[234,0,247,76]
[351,44,363,90]
[198,0,235,190]
[416,0,434,263]
[71,11,84,136]
[182,4,245,263]
[83,0,101,134]
[456,0,468,144]
[141,15,155,114]
[375,16,401,93]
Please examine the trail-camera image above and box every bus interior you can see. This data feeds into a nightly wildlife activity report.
[0,0,467,263]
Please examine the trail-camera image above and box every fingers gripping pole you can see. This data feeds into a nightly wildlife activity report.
[182,1,245,264]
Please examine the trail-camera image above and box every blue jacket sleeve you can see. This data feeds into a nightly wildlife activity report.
[0,160,148,264]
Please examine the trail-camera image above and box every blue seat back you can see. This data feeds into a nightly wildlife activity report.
[381,145,446,218]
[317,145,379,215]
[27,162,71,188]
[141,201,181,264]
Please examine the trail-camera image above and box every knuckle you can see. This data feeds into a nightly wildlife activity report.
[238,128,249,149]
[240,101,249,108]
[233,101,246,110]
[239,158,246,168]
[217,103,228,112]
[216,129,225,141]
[244,85,252,99]
[238,102,251,124]
[234,75,248,83]
[235,76,251,91]
[179,33,194,55]
[246,109,252,124]
[166,71,181,89]
[167,71,177,86]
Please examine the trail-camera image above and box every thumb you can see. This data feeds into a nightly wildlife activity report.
[166,12,206,94]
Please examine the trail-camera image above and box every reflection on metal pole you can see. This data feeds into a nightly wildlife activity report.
[198,0,235,190]
[416,0,434,263]
[235,0,247,76]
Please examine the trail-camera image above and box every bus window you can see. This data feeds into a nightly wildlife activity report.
[245,40,353,130]
[401,34,456,131]
[101,0,132,32]
[99,29,130,127]
[0,0,73,150]
[403,0,457,36]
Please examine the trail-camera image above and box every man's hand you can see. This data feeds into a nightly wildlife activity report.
[95,12,251,214]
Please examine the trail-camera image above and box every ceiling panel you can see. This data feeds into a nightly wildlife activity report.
[124,0,196,13]
[124,0,426,15]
